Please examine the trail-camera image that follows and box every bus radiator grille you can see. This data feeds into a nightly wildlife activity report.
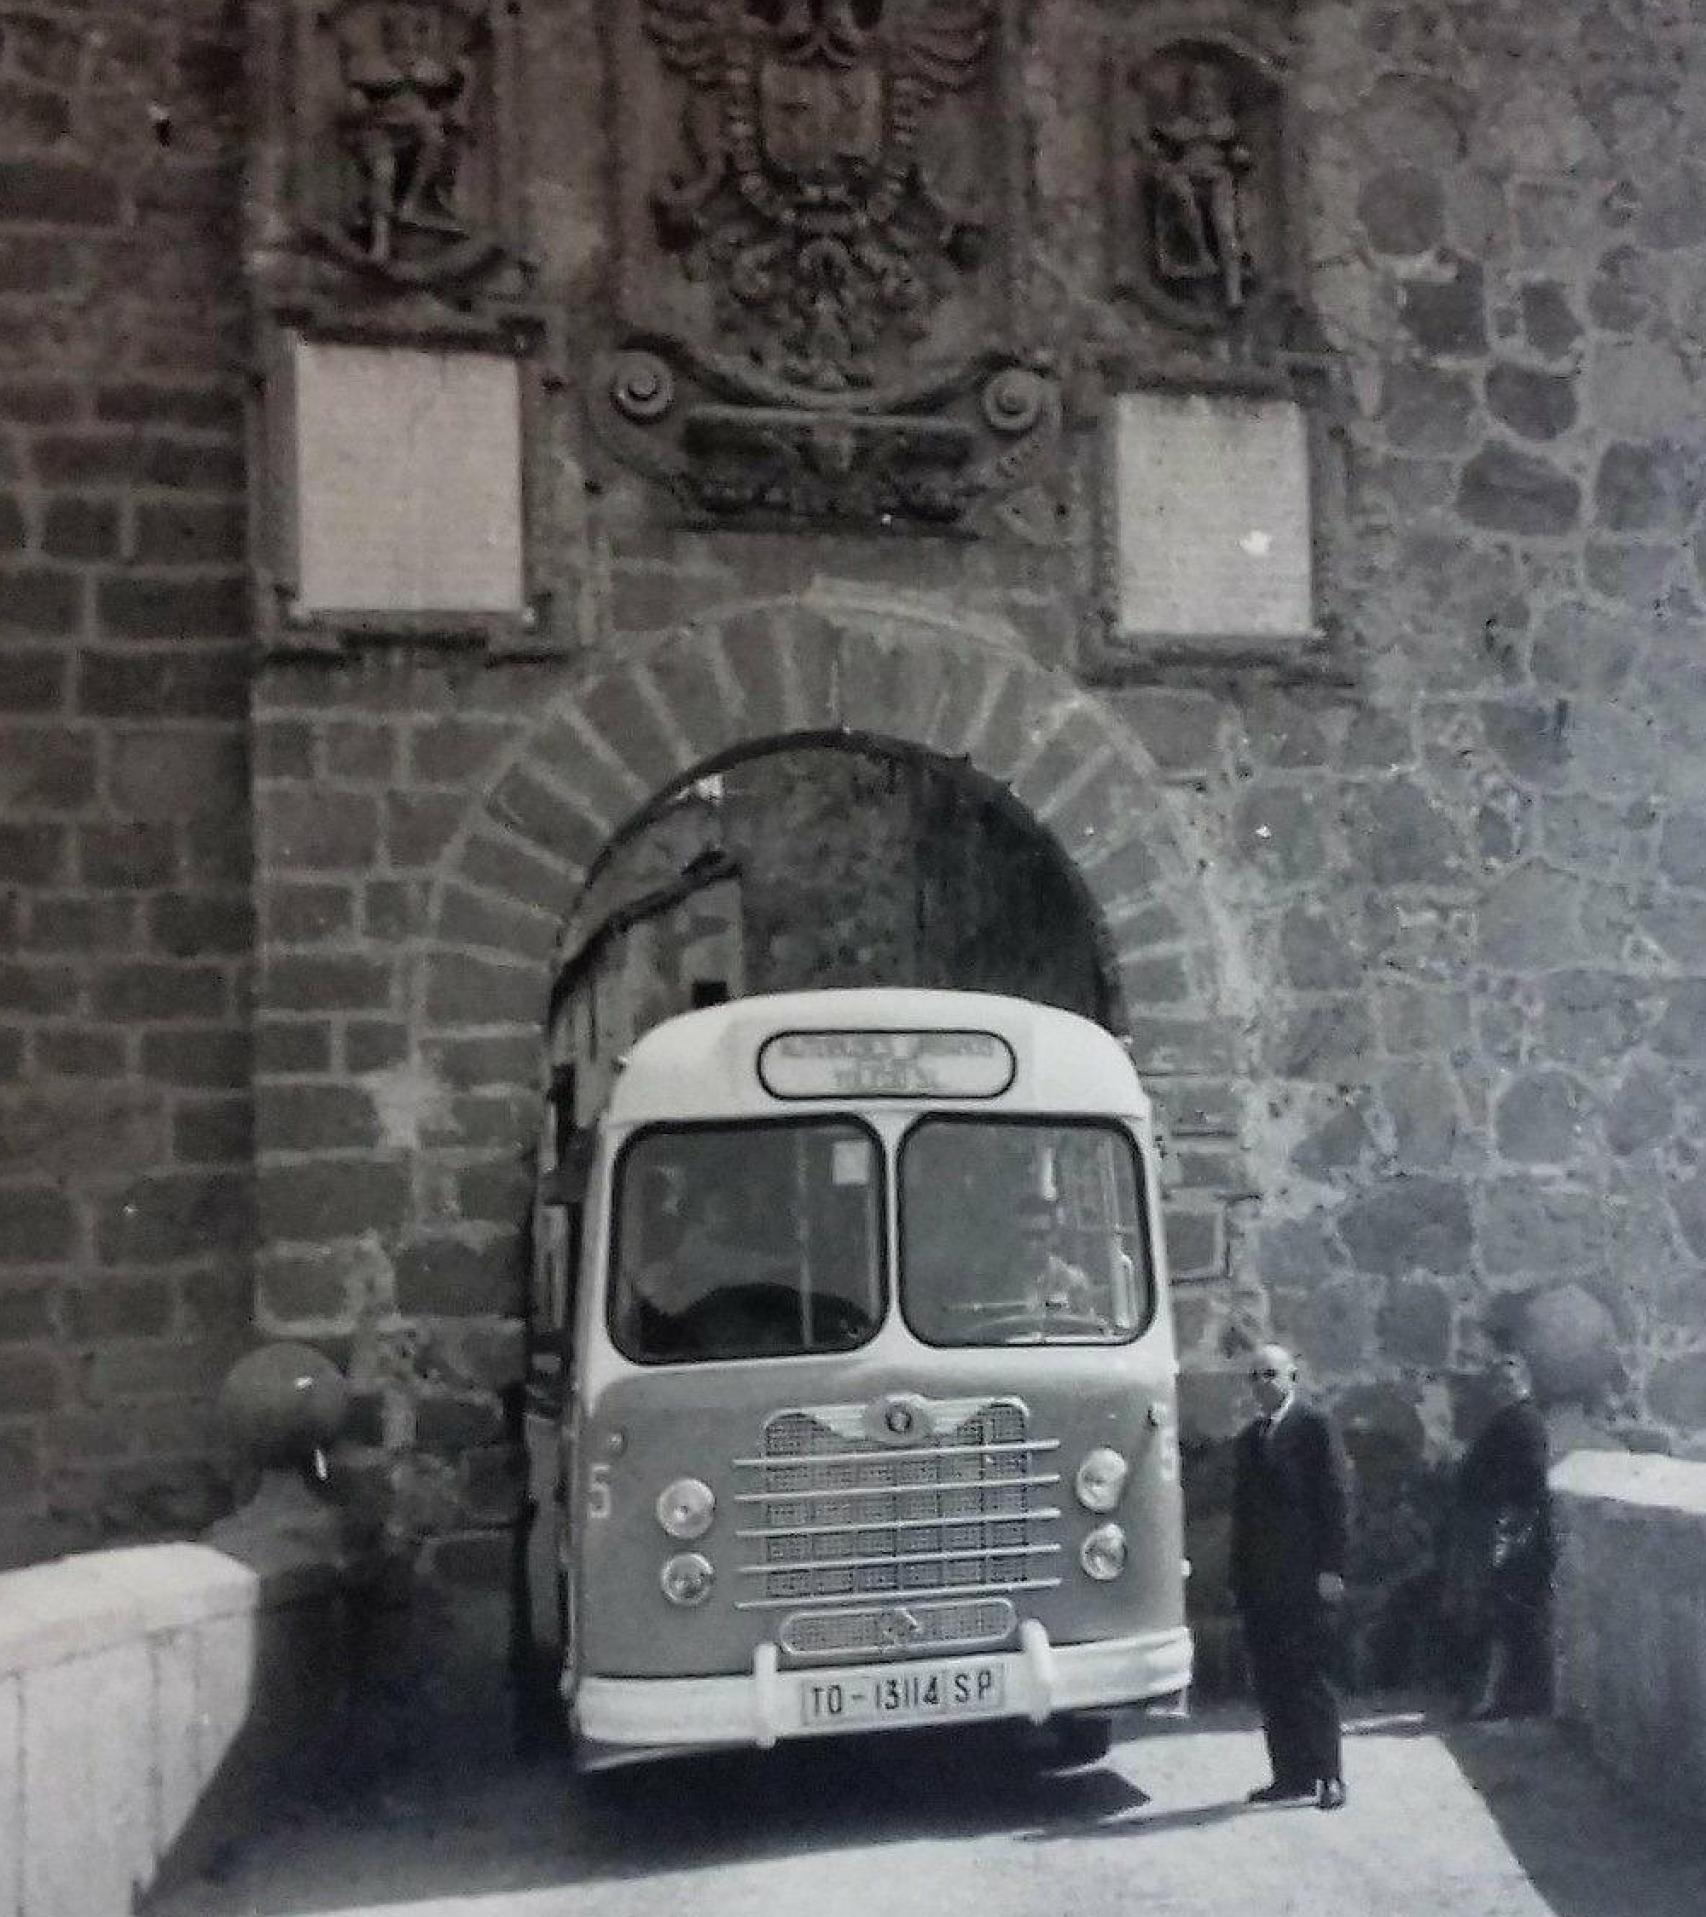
[735,1399,1062,1613]
[777,1597,1017,1661]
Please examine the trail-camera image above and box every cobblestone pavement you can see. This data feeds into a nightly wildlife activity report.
[153,1704,1706,1917]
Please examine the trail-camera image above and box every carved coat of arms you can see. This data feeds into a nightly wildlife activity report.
[599,0,1055,531]
[643,0,993,395]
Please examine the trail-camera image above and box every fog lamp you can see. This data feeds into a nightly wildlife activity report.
[656,1476,715,1540]
[1080,1523,1128,1582]
[660,1552,715,1607]
[1074,1447,1130,1513]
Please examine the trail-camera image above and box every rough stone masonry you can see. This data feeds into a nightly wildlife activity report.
[4,0,1706,1700]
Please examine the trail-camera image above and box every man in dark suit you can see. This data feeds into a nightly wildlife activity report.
[1230,1343,1353,1811]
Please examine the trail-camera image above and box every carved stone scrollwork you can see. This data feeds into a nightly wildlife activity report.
[1112,9,1293,340]
[594,345,1058,529]
[601,1,1053,531]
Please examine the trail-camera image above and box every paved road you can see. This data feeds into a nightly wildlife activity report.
[155,1703,1706,1917]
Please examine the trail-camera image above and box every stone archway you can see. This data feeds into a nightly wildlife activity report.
[415,600,1238,1071]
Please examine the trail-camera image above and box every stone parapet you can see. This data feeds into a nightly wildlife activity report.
[1552,1450,1706,1825]
[0,1537,343,1917]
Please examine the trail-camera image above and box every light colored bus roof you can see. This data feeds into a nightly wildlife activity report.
[605,989,1152,1125]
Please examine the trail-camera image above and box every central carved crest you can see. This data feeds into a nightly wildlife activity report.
[601,0,1053,531]
[644,0,992,395]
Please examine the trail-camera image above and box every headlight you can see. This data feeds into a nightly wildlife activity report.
[1080,1523,1128,1582]
[1074,1447,1130,1513]
[660,1552,715,1607]
[656,1477,715,1540]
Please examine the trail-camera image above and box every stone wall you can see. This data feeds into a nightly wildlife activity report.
[0,2,254,1568]
[8,0,1706,1695]
[0,1535,344,1916]
[1154,0,1706,1501]
[1552,1450,1706,1823]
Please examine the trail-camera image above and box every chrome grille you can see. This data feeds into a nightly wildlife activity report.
[735,1398,1060,1615]
[779,1597,1017,1661]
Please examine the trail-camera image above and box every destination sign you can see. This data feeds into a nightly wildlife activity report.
[758,1029,1016,1100]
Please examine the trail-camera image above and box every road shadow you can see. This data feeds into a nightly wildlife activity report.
[169,1697,1706,1915]
[171,1718,1177,1911]
[1352,1707,1706,1917]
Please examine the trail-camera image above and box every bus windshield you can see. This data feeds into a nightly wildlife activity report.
[900,1118,1149,1346]
[609,1121,885,1363]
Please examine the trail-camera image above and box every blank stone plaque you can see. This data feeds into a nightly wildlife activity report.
[288,339,525,615]
[1110,392,1312,644]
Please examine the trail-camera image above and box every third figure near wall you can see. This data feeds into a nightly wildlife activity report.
[1446,1350,1555,1720]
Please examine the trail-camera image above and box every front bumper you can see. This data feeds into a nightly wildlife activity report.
[570,1621,1192,1765]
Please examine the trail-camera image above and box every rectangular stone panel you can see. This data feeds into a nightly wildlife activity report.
[1109,392,1313,645]
[285,338,524,615]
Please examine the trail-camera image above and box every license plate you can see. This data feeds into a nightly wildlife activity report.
[798,1662,1006,1728]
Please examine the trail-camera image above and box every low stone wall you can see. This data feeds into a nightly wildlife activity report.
[0,1536,344,1917]
[1552,1449,1706,1823]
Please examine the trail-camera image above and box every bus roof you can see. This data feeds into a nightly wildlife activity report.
[604,989,1152,1125]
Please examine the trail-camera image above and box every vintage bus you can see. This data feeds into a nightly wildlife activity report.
[542,988,1190,1768]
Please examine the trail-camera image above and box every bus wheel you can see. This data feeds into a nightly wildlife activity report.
[1046,1713,1113,1767]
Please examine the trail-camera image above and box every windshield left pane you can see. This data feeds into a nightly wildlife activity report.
[609,1122,884,1364]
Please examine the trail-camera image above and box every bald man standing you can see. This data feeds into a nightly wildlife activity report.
[1230,1344,1353,1811]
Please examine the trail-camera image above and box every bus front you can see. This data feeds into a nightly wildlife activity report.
[562,991,1191,1766]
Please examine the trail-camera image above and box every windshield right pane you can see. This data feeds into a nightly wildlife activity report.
[900,1119,1151,1346]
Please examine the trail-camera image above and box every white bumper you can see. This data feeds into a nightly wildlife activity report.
[572,1621,1192,1758]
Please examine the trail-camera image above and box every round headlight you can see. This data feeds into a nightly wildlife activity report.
[656,1476,715,1540]
[1080,1523,1128,1582]
[660,1552,715,1607]
[1074,1447,1130,1513]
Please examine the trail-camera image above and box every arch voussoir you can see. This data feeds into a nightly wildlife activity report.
[522,713,643,828]
[488,762,606,875]
[575,665,691,802]
[1046,756,1171,875]
[715,606,795,738]
[938,655,1020,765]
[960,671,1084,792]
[436,878,561,966]
[426,601,1243,1078]
[644,625,749,767]
[829,622,920,740]
[1080,826,1165,911]
[782,605,850,732]
[1008,710,1120,825]
[458,824,585,919]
